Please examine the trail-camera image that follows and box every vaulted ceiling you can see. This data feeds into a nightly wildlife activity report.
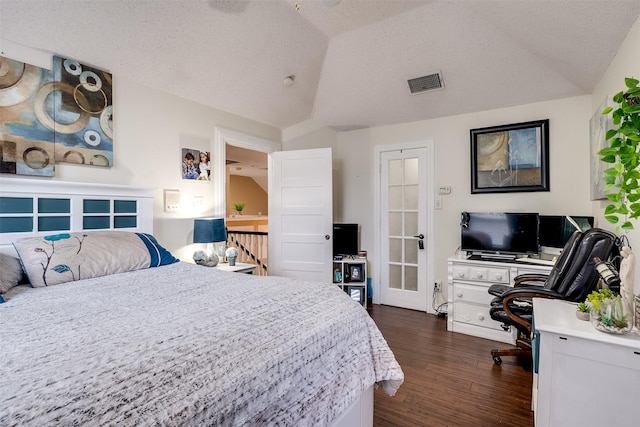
[1,0,640,131]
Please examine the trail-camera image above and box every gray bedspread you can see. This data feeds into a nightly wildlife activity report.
[0,262,403,426]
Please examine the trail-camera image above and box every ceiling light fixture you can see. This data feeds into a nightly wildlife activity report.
[283,75,295,87]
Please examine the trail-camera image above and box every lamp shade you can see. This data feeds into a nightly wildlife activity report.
[193,218,227,243]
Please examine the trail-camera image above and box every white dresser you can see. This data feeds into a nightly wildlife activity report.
[447,255,552,343]
[533,299,640,427]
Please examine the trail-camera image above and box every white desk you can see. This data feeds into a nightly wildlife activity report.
[533,299,640,427]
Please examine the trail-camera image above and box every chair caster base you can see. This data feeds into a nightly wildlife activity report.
[492,355,502,365]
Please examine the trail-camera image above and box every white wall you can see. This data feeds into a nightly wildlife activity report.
[329,96,593,306]
[590,16,640,294]
[283,14,640,308]
[2,41,280,262]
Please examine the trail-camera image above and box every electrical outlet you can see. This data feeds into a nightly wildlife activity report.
[434,281,441,292]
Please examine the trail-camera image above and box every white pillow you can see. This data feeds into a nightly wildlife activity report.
[13,230,178,288]
[0,253,23,295]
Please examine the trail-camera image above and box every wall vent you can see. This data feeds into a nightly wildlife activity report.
[407,72,444,95]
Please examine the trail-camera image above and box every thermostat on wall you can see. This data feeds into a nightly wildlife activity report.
[438,186,451,195]
[164,189,180,212]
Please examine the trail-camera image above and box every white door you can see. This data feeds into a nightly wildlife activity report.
[379,146,433,311]
[268,148,333,282]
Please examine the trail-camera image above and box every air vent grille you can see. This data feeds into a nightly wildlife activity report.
[407,72,444,94]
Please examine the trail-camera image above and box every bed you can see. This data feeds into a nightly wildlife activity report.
[0,178,403,426]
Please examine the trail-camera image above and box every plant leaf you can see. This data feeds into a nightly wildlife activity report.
[625,77,639,88]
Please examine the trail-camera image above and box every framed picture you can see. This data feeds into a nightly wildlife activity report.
[347,264,364,282]
[470,119,550,194]
[590,97,614,200]
[181,148,211,181]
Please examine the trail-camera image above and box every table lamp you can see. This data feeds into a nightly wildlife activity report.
[193,218,227,267]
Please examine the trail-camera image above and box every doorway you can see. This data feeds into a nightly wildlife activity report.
[213,127,279,275]
[375,142,434,312]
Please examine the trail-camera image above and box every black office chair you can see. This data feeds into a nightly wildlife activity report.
[487,228,619,365]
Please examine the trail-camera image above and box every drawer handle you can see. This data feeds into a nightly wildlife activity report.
[476,273,484,279]
[456,291,463,298]
[458,272,465,278]
[477,313,484,321]
[495,274,502,280]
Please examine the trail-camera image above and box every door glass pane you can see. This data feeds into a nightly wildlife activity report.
[405,239,418,264]
[405,266,418,291]
[404,158,418,185]
[405,212,417,236]
[389,238,402,263]
[389,212,402,236]
[389,186,402,210]
[404,185,418,210]
[389,159,402,185]
[389,264,402,289]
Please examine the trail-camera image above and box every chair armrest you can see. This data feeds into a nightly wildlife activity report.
[513,273,549,287]
[500,288,564,333]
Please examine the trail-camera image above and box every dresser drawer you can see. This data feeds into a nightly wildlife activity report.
[453,282,494,305]
[453,301,506,331]
[454,266,510,283]
[452,266,470,280]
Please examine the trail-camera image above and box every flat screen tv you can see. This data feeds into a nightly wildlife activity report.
[333,223,358,256]
[460,212,539,259]
[539,215,594,249]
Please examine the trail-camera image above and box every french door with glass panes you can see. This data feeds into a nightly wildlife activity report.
[379,147,430,311]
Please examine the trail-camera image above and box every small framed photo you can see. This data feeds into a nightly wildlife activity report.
[348,264,364,282]
[344,285,365,306]
[470,119,550,194]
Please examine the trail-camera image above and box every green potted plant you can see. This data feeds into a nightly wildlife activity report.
[233,202,245,215]
[575,301,591,321]
[587,289,632,334]
[599,77,640,232]
[586,288,615,312]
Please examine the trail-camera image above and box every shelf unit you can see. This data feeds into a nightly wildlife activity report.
[333,257,367,308]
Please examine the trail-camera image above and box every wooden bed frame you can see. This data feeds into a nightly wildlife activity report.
[0,176,374,426]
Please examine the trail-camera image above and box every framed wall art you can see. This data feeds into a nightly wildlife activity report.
[470,119,550,194]
[589,97,614,200]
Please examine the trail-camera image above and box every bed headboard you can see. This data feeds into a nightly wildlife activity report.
[0,178,154,256]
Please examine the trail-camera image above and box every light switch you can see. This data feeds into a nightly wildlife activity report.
[193,196,204,209]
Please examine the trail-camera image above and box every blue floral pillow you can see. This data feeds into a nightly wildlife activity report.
[13,231,179,288]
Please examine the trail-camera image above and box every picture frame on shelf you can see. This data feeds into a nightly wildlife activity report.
[348,264,363,282]
[470,119,550,194]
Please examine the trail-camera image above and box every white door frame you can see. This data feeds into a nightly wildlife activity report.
[373,140,435,313]
[212,127,280,216]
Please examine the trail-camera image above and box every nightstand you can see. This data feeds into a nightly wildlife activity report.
[214,262,257,274]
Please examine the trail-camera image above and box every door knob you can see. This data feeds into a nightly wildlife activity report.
[414,234,424,239]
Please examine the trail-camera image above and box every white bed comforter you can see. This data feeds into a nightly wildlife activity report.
[0,262,403,426]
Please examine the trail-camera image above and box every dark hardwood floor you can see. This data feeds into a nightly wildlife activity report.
[369,305,534,427]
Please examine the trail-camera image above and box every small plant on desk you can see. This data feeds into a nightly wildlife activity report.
[577,302,590,313]
[575,301,591,321]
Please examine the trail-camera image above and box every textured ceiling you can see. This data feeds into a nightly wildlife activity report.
[1,0,640,131]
